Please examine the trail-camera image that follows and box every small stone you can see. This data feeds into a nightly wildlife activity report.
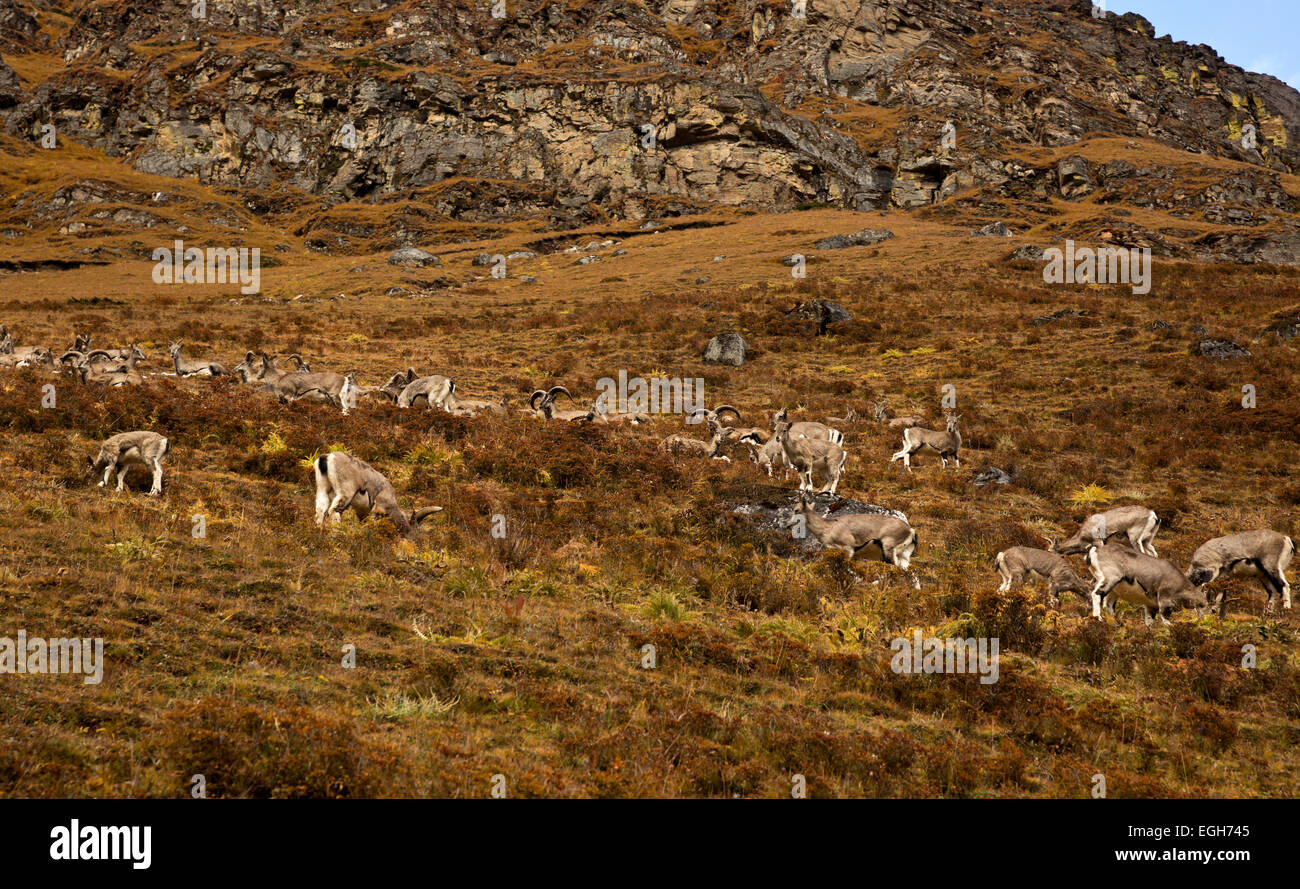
[1195,339,1251,360]
[815,228,894,250]
[973,467,1013,487]
[973,222,1014,237]
[387,247,440,268]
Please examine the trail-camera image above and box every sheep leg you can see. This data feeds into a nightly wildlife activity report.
[315,482,333,527]
[327,492,351,525]
[1257,570,1280,612]
[890,448,913,471]
[1141,528,1158,557]
[1089,577,1109,620]
[816,463,833,494]
[1105,595,1119,624]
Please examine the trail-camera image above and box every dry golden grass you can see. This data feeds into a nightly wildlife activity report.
[1,137,1299,798]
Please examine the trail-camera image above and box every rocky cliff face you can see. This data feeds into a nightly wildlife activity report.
[1,0,1298,251]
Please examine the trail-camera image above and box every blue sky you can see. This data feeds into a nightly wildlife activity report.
[1103,1,1299,89]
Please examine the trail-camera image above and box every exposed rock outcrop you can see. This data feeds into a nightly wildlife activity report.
[703,332,748,366]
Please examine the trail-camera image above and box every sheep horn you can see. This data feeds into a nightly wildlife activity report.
[411,506,444,525]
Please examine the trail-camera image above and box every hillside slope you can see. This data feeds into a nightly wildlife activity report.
[0,1,1298,798]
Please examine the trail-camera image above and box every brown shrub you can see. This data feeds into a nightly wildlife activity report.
[155,698,402,798]
[1183,702,1238,752]
[970,588,1048,653]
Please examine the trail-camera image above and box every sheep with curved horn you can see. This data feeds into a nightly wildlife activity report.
[685,404,742,427]
[313,451,443,537]
[91,343,138,363]
[692,405,771,447]
[57,349,87,372]
[76,356,144,387]
[520,389,550,418]
[84,345,145,375]
[529,386,591,421]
